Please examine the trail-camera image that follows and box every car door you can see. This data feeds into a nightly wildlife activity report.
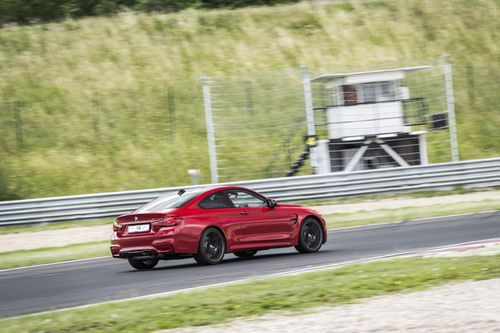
[227,190,296,247]
[195,190,249,249]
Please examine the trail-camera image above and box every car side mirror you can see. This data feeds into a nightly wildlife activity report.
[266,199,278,208]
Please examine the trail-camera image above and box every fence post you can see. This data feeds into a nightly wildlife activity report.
[466,63,475,106]
[301,65,317,173]
[14,101,23,149]
[201,76,219,183]
[167,86,176,137]
[442,54,459,162]
[92,95,101,141]
[245,80,253,114]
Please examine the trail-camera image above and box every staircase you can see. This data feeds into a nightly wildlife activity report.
[286,147,310,177]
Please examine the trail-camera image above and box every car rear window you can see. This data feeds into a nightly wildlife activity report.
[135,189,205,212]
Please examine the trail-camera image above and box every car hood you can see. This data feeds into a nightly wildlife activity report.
[277,203,304,208]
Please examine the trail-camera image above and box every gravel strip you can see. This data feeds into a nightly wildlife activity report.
[312,190,500,215]
[166,278,500,333]
[0,225,111,252]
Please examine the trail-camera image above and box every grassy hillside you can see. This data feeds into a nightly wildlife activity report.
[0,0,499,199]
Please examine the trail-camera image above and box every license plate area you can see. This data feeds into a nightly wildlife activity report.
[128,224,150,233]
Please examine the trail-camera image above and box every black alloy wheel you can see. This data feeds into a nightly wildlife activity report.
[233,250,257,258]
[295,218,323,253]
[127,257,159,270]
[194,228,226,265]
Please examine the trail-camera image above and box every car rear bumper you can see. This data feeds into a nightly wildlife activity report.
[110,231,177,258]
[116,249,159,259]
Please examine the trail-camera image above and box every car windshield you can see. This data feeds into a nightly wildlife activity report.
[135,189,205,212]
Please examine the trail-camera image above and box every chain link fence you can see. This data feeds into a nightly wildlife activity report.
[202,69,310,182]
[202,58,468,182]
[1,58,498,194]
[0,89,185,152]
[0,84,208,199]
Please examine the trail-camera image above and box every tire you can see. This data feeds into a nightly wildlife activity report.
[194,228,226,265]
[295,218,324,253]
[127,257,159,270]
[233,250,257,258]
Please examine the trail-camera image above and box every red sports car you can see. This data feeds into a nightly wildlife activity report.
[110,186,326,270]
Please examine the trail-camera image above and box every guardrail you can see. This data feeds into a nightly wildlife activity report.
[1,157,499,226]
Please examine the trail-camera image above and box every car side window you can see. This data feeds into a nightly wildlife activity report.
[198,191,236,209]
[227,190,266,208]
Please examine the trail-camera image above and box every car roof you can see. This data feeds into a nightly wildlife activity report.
[207,185,253,191]
[158,186,254,197]
[173,186,255,197]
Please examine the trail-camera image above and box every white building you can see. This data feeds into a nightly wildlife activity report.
[311,66,436,174]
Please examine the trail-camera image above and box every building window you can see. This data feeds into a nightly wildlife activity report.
[342,85,357,105]
[358,82,395,103]
[342,82,396,106]
[360,83,377,103]
[380,82,395,100]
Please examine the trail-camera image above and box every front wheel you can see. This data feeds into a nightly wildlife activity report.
[127,257,159,270]
[295,218,323,253]
[194,228,226,265]
[233,250,257,258]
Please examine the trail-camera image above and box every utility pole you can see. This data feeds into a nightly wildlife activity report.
[201,76,219,183]
[442,54,459,162]
[301,65,318,173]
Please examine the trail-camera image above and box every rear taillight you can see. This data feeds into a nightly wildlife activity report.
[113,221,123,232]
[152,215,183,230]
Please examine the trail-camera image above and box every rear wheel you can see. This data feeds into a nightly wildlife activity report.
[127,257,159,270]
[194,228,226,265]
[295,218,323,253]
[233,250,257,258]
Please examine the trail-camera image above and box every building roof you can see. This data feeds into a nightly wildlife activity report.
[311,66,431,83]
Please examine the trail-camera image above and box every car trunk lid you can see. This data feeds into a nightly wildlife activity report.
[115,212,173,236]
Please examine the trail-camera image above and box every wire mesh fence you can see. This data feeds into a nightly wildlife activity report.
[203,58,462,182]
[0,89,186,153]
[0,84,209,199]
[202,69,311,182]
[1,57,498,192]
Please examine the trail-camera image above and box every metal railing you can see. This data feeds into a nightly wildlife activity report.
[0,157,499,226]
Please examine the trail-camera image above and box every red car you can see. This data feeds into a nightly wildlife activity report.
[110,186,326,270]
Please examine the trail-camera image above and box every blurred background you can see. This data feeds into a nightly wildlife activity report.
[0,0,499,200]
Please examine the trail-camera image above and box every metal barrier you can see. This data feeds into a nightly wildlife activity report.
[1,157,499,226]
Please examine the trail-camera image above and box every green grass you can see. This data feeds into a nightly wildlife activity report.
[0,0,499,199]
[0,241,109,270]
[0,218,112,235]
[324,199,500,229]
[1,255,499,332]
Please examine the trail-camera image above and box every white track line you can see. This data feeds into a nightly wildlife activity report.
[0,210,497,273]
[3,236,500,320]
[0,256,110,274]
[332,210,499,232]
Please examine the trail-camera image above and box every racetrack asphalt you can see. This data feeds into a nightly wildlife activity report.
[0,211,499,318]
